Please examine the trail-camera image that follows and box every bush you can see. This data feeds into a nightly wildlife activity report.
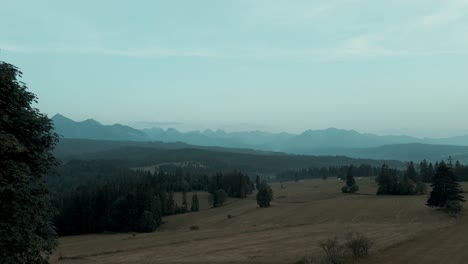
[446,200,463,217]
[319,237,347,264]
[341,184,359,194]
[344,232,372,258]
[189,225,200,231]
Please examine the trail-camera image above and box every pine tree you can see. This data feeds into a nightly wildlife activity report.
[255,175,261,189]
[191,194,200,212]
[427,161,465,208]
[377,164,392,195]
[182,191,188,213]
[346,165,356,187]
[167,191,175,215]
[405,161,418,182]
[342,165,358,193]
[0,62,59,264]
[256,182,273,208]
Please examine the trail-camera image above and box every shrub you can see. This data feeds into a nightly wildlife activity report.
[319,237,347,264]
[344,232,372,258]
[348,184,359,193]
[341,186,349,194]
[341,184,359,194]
[189,225,200,231]
[257,182,273,208]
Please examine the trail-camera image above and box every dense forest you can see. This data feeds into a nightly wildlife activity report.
[48,156,468,236]
[47,161,253,235]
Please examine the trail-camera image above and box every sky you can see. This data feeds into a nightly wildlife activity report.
[1,0,468,137]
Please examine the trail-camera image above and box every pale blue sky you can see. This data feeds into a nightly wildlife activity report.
[1,0,468,137]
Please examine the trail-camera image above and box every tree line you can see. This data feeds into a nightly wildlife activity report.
[48,161,253,235]
[277,164,378,182]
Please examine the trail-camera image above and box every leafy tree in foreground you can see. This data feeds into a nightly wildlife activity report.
[256,182,273,208]
[427,161,465,209]
[0,62,58,264]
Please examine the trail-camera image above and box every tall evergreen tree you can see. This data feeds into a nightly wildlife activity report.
[405,161,418,182]
[427,161,465,208]
[182,191,188,213]
[377,164,393,195]
[346,165,356,187]
[167,191,175,215]
[342,165,358,193]
[191,194,200,212]
[0,62,58,264]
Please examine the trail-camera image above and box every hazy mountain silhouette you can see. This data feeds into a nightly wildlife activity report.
[52,114,468,161]
[52,114,148,141]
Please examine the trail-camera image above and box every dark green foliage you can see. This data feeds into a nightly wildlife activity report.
[427,161,465,208]
[209,171,253,199]
[138,211,157,232]
[278,164,378,182]
[377,163,426,195]
[49,164,254,235]
[191,194,200,212]
[346,166,356,186]
[420,159,435,183]
[256,182,273,208]
[0,62,58,264]
[341,165,359,193]
[182,191,188,213]
[101,194,139,232]
[213,189,228,207]
[166,191,175,215]
[405,161,419,182]
[150,196,162,225]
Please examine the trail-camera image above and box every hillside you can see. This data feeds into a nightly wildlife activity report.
[55,139,404,174]
[50,179,468,264]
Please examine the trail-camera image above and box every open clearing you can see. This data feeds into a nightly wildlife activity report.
[51,179,467,264]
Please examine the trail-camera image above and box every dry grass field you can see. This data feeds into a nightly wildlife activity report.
[51,179,468,264]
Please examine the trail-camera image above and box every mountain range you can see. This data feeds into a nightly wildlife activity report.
[51,114,468,162]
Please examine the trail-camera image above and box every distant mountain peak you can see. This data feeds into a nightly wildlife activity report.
[52,113,73,122]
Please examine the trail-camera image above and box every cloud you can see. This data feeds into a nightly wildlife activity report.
[412,0,468,30]
[0,43,218,58]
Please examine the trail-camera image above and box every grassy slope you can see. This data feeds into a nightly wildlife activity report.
[51,179,467,264]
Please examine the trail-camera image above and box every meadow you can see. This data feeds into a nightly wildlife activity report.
[51,178,467,264]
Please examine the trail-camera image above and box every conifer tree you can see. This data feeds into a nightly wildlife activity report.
[427,161,465,208]
[167,191,175,215]
[342,165,359,193]
[191,194,200,212]
[182,191,188,213]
